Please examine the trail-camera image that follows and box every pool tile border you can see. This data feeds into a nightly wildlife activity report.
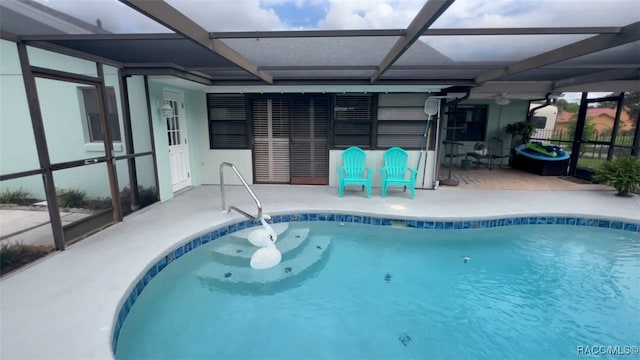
[111,213,640,353]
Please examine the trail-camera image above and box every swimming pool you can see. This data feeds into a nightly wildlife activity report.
[113,215,640,359]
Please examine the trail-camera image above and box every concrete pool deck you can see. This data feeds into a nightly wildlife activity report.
[1,185,639,359]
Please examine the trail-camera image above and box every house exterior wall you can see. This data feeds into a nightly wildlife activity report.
[1,37,532,204]
[1,42,129,199]
[0,41,155,202]
[146,81,173,202]
[184,88,204,188]
[439,99,529,161]
[196,92,528,189]
[0,39,40,174]
[146,80,208,201]
[123,76,158,193]
[329,149,436,189]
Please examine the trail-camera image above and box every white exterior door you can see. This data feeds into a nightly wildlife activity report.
[163,90,191,192]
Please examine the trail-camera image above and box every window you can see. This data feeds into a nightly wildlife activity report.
[446,105,487,142]
[207,94,249,149]
[80,87,121,142]
[333,95,374,148]
[531,116,547,129]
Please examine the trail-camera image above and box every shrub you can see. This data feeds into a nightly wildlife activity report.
[0,188,31,205]
[1,242,53,275]
[138,186,158,208]
[593,156,640,196]
[84,197,113,211]
[57,188,86,208]
[119,186,158,215]
[505,121,536,146]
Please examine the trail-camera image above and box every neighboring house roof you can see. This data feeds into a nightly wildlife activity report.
[557,108,634,133]
[557,112,573,123]
[587,108,616,119]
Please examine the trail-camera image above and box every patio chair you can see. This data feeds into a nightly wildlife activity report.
[380,147,417,199]
[336,147,372,198]
[466,138,510,169]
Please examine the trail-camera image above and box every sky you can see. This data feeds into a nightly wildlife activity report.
[561,92,614,103]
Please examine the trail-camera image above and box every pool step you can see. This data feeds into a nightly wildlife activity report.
[229,223,289,240]
[209,228,310,262]
[197,235,331,286]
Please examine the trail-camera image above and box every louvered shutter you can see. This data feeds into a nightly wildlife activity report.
[253,98,290,183]
[291,97,329,184]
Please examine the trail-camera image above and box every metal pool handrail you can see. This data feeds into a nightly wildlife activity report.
[219,162,262,221]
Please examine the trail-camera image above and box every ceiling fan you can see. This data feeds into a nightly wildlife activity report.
[495,93,510,106]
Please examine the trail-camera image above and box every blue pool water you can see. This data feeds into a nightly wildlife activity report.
[115,222,640,359]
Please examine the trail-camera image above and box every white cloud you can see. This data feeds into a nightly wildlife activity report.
[433,0,640,28]
[317,0,424,29]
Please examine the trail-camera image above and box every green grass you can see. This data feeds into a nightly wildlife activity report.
[577,157,607,171]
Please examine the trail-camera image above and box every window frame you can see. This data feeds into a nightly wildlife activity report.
[207,94,250,149]
[331,94,375,149]
[446,104,488,142]
[78,86,122,143]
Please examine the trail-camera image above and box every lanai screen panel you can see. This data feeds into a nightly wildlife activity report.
[222,37,402,68]
[555,41,640,67]
[49,38,238,69]
[27,0,172,34]
[417,34,593,63]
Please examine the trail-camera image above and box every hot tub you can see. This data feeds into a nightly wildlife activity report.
[511,143,570,176]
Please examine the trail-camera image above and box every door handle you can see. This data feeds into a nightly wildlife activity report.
[84,158,100,165]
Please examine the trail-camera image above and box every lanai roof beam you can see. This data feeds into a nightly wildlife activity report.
[370,0,455,83]
[118,0,273,84]
[475,21,640,84]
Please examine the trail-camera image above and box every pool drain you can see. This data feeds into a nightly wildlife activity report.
[384,273,392,282]
[398,333,411,346]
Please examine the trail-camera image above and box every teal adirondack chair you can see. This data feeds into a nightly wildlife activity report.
[337,147,372,198]
[380,147,417,199]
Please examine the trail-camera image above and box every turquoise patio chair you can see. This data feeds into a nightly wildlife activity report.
[380,147,417,199]
[337,147,372,198]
